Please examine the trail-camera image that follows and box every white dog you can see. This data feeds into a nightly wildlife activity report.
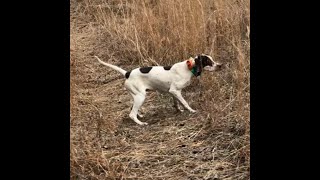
[95,54,222,125]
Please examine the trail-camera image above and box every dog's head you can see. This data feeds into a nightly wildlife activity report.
[194,54,223,76]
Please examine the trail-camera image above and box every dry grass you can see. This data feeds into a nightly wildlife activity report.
[71,0,250,179]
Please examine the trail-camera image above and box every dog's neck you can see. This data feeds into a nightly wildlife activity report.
[186,58,199,77]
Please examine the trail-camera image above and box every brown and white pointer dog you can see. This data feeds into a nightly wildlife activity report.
[95,54,222,125]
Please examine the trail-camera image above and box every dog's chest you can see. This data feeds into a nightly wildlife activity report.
[185,79,191,86]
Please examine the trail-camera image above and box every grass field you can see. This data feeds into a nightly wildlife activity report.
[71,0,250,179]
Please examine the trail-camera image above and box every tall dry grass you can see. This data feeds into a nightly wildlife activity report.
[71,0,249,179]
[78,0,249,64]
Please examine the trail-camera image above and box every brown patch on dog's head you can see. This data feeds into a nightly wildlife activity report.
[194,54,223,74]
[194,56,203,76]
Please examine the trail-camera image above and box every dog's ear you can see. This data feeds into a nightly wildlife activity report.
[201,55,213,67]
[194,55,203,76]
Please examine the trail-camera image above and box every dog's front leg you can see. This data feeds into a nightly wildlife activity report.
[169,89,196,113]
[173,96,184,112]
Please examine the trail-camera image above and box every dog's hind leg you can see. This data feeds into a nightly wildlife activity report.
[130,104,144,118]
[129,93,148,125]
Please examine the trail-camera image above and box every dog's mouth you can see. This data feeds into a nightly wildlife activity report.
[216,63,223,71]
[204,63,223,71]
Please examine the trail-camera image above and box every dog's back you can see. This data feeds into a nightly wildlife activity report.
[126,66,177,92]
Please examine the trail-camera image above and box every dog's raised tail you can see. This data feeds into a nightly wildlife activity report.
[94,56,127,76]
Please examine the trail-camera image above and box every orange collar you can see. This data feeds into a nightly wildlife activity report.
[186,59,194,70]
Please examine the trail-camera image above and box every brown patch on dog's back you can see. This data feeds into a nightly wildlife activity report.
[140,67,153,73]
[125,71,131,79]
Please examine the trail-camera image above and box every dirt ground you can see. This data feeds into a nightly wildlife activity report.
[70,1,249,179]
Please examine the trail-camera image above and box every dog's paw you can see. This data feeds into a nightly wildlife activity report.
[189,109,197,113]
[140,122,148,125]
[175,108,184,112]
[136,121,148,125]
